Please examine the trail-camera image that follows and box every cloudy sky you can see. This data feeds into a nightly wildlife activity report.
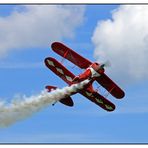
[0,4,148,143]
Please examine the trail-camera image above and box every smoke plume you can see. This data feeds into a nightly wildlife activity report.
[0,79,89,127]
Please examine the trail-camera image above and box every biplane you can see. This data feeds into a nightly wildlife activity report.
[44,42,125,112]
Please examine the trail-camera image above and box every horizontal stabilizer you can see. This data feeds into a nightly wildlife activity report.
[59,97,74,107]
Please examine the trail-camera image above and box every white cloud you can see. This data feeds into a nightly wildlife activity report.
[0,5,85,58]
[92,5,148,84]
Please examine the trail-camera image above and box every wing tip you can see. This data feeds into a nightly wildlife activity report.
[103,101,116,112]
[116,91,125,99]
[44,57,51,65]
[51,42,63,50]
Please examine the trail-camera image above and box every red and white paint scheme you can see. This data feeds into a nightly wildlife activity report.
[72,62,104,83]
[44,42,125,112]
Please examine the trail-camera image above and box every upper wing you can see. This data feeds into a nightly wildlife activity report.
[79,89,115,112]
[96,73,125,99]
[51,42,92,69]
[44,57,75,85]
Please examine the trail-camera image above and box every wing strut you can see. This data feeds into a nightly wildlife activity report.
[104,86,116,98]
[61,49,69,63]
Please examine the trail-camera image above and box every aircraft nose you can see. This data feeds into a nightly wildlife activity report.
[98,68,105,74]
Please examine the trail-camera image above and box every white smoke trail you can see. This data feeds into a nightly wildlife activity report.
[0,79,90,127]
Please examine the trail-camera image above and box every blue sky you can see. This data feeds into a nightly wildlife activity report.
[0,4,148,143]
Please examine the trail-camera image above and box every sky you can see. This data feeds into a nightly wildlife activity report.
[0,4,148,143]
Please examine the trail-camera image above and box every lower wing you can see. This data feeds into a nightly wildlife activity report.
[79,89,115,112]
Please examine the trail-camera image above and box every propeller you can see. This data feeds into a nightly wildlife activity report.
[100,60,111,69]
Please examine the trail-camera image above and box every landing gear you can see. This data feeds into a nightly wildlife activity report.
[52,101,57,106]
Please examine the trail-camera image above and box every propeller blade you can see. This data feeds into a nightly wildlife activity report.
[100,60,111,68]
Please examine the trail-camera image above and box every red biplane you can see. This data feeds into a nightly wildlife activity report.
[44,42,125,112]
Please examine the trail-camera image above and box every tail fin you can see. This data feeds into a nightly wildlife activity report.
[45,85,57,92]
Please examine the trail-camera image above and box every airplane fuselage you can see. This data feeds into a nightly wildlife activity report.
[72,62,104,83]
